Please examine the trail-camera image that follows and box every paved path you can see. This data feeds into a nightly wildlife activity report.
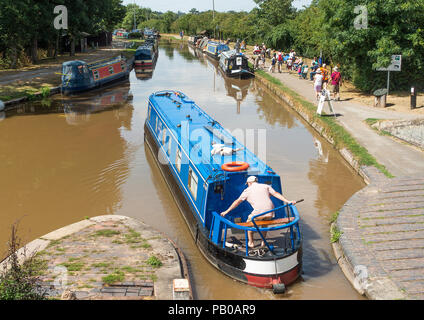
[249,59,424,299]
[0,215,192,300]
[336,175,424,300]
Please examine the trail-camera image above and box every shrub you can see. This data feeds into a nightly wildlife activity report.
[0,222,47,300]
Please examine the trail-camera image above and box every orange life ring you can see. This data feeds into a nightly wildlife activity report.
[221,161,250,172]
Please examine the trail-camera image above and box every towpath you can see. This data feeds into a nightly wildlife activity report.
[246,55,424,300]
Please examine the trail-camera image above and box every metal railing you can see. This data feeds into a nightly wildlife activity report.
[209,203,301,257]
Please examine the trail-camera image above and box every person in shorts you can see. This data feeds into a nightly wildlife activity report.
[330,66,342,100]
[220,176,296,248]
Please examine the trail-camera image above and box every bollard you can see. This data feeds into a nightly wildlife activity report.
[411,87,417,109]
[172,279,190,300]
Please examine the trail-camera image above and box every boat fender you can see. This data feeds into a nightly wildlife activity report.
[221,161,249,172]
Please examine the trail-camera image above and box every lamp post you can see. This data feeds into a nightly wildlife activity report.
[213,0,215,39]
[133,0,136,32]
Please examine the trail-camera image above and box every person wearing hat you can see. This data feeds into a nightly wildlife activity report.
[331,66,342,101]
[313,68,324,101]
[220,176,296,248]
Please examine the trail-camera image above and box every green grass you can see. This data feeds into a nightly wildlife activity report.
[91,262,112,269]
[146,255,162,268]
[255,69,394,178]
[59,261,85,272]
[330,211,340,224]
[91,229,121,238]
[330,224,343,243]
[365,118,393,137]
[102,270,125,285]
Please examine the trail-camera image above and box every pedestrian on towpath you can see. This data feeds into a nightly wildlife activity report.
[314,69,324,101]
[277,50,283,73]
[331,66,342,101]
[220,176,296,249]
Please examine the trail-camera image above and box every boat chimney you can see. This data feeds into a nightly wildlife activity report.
[235,39,240,54]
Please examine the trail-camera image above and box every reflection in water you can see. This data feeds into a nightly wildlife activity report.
[250,82,298,129]
[0,85,133,258]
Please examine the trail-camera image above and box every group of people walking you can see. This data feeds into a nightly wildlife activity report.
[250,44,343,102]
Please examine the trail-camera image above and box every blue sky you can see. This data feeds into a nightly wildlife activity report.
[123,0,313,13]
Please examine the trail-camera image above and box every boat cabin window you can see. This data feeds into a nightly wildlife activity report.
[93,70,100,80]
[188,167,198,201]
[108,66,115,74]
[236,57,242,66]
[176,148,182,172]
[120,62,126,70]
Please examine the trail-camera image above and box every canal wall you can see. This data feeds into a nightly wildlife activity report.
[0,215,193,300]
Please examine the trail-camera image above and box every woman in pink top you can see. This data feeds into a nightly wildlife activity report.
[221,176,296,248]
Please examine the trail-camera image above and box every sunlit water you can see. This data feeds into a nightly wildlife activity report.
[0,43,365,299]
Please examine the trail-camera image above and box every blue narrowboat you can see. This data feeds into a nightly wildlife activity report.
[61,56,132,95]
[206,41,230,60]
[219,49,254,79]
[134,43,158,75]
[144,90,303,292]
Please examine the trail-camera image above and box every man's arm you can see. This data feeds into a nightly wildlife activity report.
[272,192,296,204]
[221,199,243,217]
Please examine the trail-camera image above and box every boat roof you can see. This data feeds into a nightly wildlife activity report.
[136,45,153,52]
[221,49,245,58]
[149,90,276,182]
[207,41,229,49]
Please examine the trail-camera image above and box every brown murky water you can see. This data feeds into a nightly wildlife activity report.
[0,43,365,299]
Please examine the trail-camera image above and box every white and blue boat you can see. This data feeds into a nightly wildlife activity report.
[144,90,303,292]
[205,41,230,60]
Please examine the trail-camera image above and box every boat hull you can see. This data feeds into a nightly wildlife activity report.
[144,122,302,289]
[61,72,129,95]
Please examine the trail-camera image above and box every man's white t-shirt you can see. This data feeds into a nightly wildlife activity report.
[238,183,277,219]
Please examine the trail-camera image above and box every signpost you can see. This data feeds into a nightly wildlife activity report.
[317,89,336,116]
[376,55,402,95]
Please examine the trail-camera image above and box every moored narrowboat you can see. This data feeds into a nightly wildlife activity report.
[145,35,159,53]
[134,44,158,74]
[188,35,202,47]
[144,90,303,292]
[206,41,230,60]
[219,49,254,79]
[196,37,209,53]
[61,55,131,95]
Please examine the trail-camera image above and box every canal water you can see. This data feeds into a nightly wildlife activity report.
[0,42,365,299]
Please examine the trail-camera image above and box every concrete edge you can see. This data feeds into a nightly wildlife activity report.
[3,87,61,109]
[331,223,408,300]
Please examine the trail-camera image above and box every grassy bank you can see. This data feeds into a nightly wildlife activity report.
[254,68,393,178]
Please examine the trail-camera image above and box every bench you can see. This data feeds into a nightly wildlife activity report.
[235,217,295,228]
